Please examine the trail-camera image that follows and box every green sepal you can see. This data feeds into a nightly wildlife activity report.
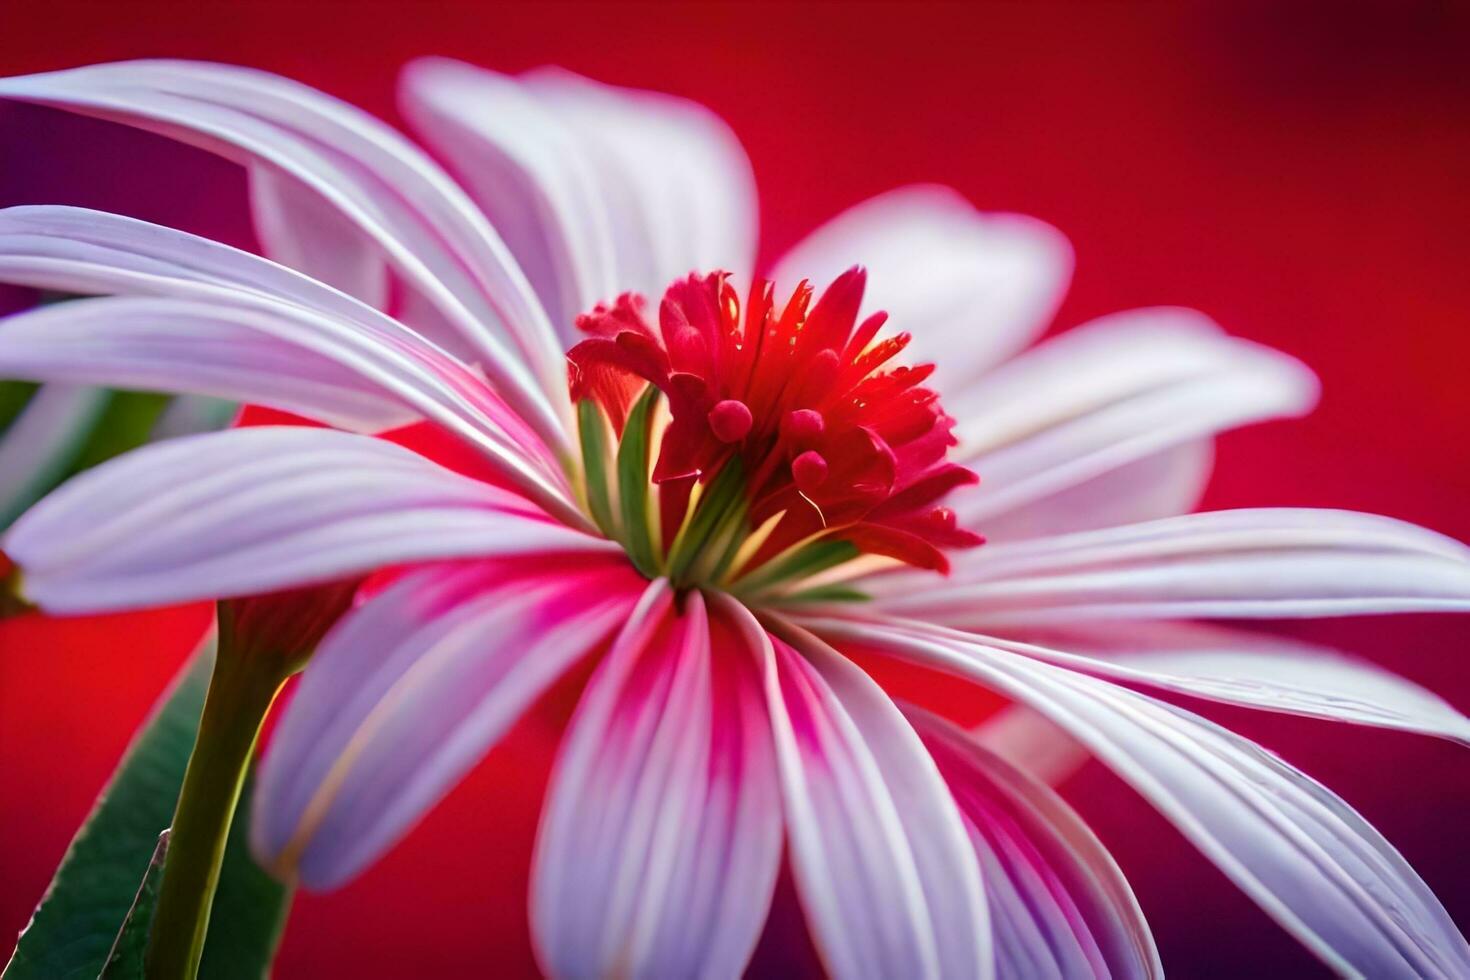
[665,456,745,585]
[616,387,662,577]
[2,637,292,980]
[576,399,618,539]
[733,537,861,597]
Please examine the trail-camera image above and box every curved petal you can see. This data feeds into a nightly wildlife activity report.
[946,308,1318,526]
[909,706,1162,980]
[0,59,570,446]
[532,587,782,978]
[252,557,643,888]
[974,620,1470,745]
[520,65,758,305]
[814,620,1470,978]
[868,508,1470,624]
[0,206,583,523]
[3,426,615,612]
[728,602,991,980]
[770,185,1072,392]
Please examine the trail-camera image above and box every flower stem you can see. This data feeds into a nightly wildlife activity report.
[145,626,286,980]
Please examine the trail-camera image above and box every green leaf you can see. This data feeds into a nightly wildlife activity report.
[2,637,292,980]
[576,399,617,538]
[0,380,40,434]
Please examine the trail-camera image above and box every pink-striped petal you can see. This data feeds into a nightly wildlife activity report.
[729,603,991,980]
[3,426,614,612]
[770,185,1071,393]
[816,620,1470,978]
[909,706,1162,980]
[0,59,570,445]
[532,585,782,978]
[252,557,643,888]
[946,308,1318,527]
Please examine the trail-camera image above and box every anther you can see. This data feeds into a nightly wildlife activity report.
[708,399,754,443]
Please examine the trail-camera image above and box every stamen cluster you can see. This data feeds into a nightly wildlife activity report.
[568,268,982,595]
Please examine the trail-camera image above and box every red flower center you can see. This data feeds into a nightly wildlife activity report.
[567,267,982,595]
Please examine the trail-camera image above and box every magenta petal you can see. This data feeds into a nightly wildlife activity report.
[252,557,644,888]
[732,605,991,980]
[531,585,782,978]
[908,706,1162,979]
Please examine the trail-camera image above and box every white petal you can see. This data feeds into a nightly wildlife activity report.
[771,185,1071,392]
[532,587,782,978]
[727,601,991,980]
[910,706,1162,980]
[248,162,389,311]
[812,620,1470,978]
[0,59,571,447]
[3,426,614,612]
[521,65,758,302]
[976,620,1470,744]
[868,508,1470,624]
[0,206,583,523]
[946,308,1318,526]
[253,558,643,888]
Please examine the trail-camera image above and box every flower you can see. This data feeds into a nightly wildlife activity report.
[2,57,1469,977]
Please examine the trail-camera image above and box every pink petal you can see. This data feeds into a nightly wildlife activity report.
[3,426,614,612]
[812,620,1470,977]
[866,508,1470,624]
[0,59,570,447]
[252,557,644,888]
[728,602,991,980]
[771,185,1072,394]
[532,585,783,978]
[909,706,1162,979]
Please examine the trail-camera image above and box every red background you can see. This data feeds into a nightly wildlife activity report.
[2,2,1469,976]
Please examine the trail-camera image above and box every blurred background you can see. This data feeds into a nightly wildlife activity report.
[2,1,1468,975]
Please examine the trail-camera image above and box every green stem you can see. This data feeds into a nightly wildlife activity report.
[145,629,285,980]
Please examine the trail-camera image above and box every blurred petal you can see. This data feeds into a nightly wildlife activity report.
[975,620,1470,744]
[867,508,1470,624]
[0,383,108,526]
[947,309,1318,526]
[910,706,1162,980]
[770,185,1072,392]
[521,65,758,306]
[4,426,614,611]
[977,441,1213,544]
[248,162,388,310]
[972,705,1089,790]
[252,558,642,888]
[0,59,570,445]
[730,604,990,980]
[532,588,782,978]
[816,620,1470,978]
